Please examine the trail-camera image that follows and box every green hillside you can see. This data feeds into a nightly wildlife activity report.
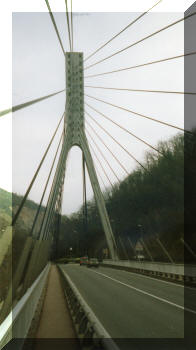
[0,189,12,231]
[0,188,12,213]
[0,188,45,234]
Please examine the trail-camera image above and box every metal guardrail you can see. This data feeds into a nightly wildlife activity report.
[0,263,50,350]
[58,265,120,350]
[102,260,196,284]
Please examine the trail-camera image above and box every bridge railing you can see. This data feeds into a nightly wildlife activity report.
[0,263,50,350]
[101,259,196,284]
[0,226,51,324]
[58,264,120,350]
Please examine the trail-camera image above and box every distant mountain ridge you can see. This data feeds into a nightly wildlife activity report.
[0,188,45,233]
[0,188,12,215]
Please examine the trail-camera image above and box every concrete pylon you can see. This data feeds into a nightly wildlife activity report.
[40,52,118,260]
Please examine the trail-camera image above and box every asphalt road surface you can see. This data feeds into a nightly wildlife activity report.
[61,264,196,346]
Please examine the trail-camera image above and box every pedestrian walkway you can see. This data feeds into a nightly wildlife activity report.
[34,264,79,350]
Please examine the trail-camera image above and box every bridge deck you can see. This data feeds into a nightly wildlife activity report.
[60,264,196,341]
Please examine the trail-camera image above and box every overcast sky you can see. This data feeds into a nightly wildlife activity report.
[3,8,195,215]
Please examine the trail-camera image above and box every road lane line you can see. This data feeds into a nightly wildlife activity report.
[90,270,196,315]
[65,264,195,291]
[101,266,195,290]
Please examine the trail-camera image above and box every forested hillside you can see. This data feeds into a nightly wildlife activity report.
[0,189,12,232]
[0,189,44,235]
[0,190,45,301]
[57,131,196,263]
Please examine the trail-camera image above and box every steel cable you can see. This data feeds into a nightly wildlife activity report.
[85,85,196,96]
[86,128,121,183]
[96,166,108,191]
[85,111,145,170]
[0,88,65,118]
[85,93,192,134]
[65,0,72,51]
[44,0,65,55]
[84,51,196,79]
[85,119,129,176]
[31,131,64,239]
[84,0,163,62]
[87,140,114,188]
[12,111,65,226]
[85,103,163,155]
[71,0,74,51]
[84,12,196,70]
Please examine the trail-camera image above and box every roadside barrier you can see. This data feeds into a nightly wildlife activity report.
[101,260,196,285]
[0,263,50,350]
[58,264,120,350]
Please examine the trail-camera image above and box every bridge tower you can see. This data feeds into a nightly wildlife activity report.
[40,52,118,260]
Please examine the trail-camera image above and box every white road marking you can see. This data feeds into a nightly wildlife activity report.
[101,266,195,290]
[68,264,195,291]
[90,269,196,315]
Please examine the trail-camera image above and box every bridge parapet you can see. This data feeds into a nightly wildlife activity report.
[58,264,120,350]
[102,259,196,284]
[0,263,50,350]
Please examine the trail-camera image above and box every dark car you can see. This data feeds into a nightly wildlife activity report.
[87,258,99,268]
[80,256,88,266]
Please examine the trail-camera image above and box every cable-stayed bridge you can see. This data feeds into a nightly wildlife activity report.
[0,1,196,349]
